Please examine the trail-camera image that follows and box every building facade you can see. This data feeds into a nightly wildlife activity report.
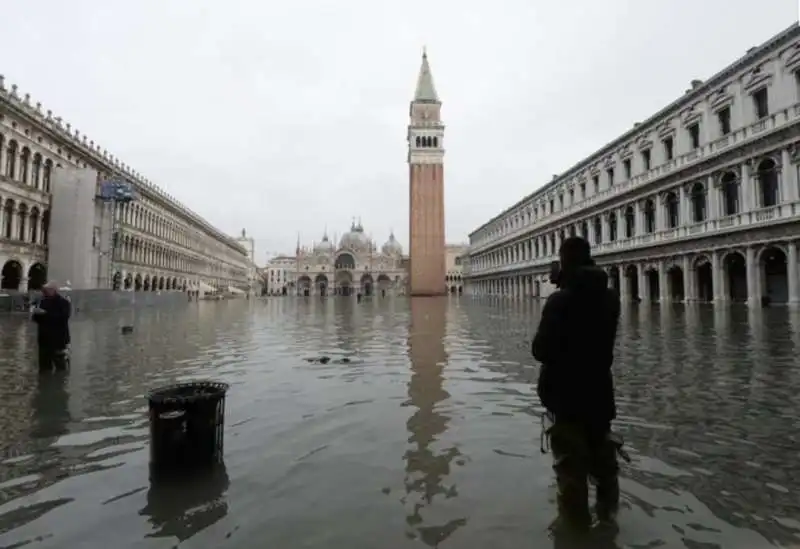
[408,50,447,296]
[263,255,296,295]
[0,75,250,294]
[446,243,466,294]
[290,222,407,296]
[233,228,260,294]
[465,23,800,306]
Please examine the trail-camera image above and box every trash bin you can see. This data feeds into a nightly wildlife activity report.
[147,380,229,472]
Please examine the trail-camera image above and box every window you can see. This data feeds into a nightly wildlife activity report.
[753,87,769,119]
[579,182,586,199]
[717,107,731,136]
[607,168,615,186]
[663,137,674,160]
[641,149,651,171]
[549,199,554,212]
[592,175,600,194]
[622,159,631,180]
[687,123,700,149]
[795,70,800,100]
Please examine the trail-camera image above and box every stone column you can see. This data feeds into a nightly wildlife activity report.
[637,265,647,303]
[781,148,798,203]
[682,255,693,302]
[679,185,688,227]
[655,197,664,231]
[619,264,629,302]
[602,216,610,243]
[746,246,758,306]
[658,261,669,303]
[635,202,644,235]
[712,251,724,303]
[741,161,753,211]
[788,242,799,304]
[707,175,718,220]
[0,143,6,175]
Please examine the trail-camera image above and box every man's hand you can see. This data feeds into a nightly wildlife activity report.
[31,307,45,314]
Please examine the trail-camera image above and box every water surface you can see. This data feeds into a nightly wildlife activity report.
[0,298,798,548]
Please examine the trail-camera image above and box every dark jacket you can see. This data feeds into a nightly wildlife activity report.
[32,294,71,349]
[532,266,620,424]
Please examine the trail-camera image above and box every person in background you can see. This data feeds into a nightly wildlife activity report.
[31,281,72,372]
[531,237,621,534]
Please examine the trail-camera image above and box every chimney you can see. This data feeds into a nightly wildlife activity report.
[691,79,703,89]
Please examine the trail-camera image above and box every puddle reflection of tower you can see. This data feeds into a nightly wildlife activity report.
[403,297,467,545]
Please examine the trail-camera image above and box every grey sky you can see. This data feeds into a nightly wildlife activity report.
[1,1,796,262]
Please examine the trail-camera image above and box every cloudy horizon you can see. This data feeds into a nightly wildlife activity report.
[1,0,797,263]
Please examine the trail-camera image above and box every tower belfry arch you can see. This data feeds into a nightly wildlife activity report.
[407,49,446,296]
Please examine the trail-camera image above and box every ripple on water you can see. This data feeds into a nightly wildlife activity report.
[0,299,797,548]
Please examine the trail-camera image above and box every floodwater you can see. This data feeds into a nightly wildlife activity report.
[0,298,799,549]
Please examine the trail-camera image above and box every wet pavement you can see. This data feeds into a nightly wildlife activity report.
[0,298,798,548]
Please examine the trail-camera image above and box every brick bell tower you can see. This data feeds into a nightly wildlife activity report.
[407,48,446,297]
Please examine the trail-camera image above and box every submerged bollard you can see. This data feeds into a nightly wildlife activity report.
[147,380,229,475]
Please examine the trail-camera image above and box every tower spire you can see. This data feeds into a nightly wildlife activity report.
[414,48,439,103]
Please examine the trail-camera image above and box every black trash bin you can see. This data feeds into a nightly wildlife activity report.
[147,380,229,473]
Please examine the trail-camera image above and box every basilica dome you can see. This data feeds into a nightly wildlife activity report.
[339,220,371,250]
[315,233,334,253]
[382,232,403,256]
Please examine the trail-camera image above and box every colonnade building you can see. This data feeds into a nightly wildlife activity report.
[0,75,250,293]
[465,23,800,306]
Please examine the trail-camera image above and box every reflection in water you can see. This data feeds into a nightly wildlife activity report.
[0,300,797,548]
[139,463,230,541]
[404,297,467,545]
[31,372,71,440]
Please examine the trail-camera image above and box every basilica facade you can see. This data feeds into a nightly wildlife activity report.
[293,221,407,296]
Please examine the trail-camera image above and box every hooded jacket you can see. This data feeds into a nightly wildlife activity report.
[532,266,620,425]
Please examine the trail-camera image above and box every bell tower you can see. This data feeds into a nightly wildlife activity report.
[407,48,446,297]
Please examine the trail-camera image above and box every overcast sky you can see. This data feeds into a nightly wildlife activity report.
[1,1,797,263]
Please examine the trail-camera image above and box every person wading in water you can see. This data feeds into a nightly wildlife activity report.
[532,236,621,535]
[31,281,72,372]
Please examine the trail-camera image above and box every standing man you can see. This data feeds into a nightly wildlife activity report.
[31,281,72,372]
[531,237,621,534]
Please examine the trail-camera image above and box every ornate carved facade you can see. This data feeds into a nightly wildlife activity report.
[0,75,250,294]
[465,23,800,306]
[292,221,407,296]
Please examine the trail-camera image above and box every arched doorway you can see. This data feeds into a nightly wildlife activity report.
[27,262,47,291]
[112,271,123,291]
[297,275,312,297]
[134,274,143,291]
[645,267,659,302]
[1,260,23,290]
[124,273,133,290]
[624,265,639,301]
[533,280,541,297]
[608,266,620,292]
[760,246,788,303]
[723,252,747,302]
[694,256,713,303]
[315,274,328,296]
[377,274,391,296]
[335,270,353,296]
[667,265,684,301]
[158,276,165,291]
[143,276,151,291]
[361,273,374,296]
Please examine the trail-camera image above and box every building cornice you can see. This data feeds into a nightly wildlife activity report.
[469,22,800,237]
[0,81,247,257]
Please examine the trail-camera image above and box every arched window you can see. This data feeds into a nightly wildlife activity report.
[690,182,706,222]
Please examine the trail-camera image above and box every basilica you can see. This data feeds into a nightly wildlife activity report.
[293,220,408,296]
